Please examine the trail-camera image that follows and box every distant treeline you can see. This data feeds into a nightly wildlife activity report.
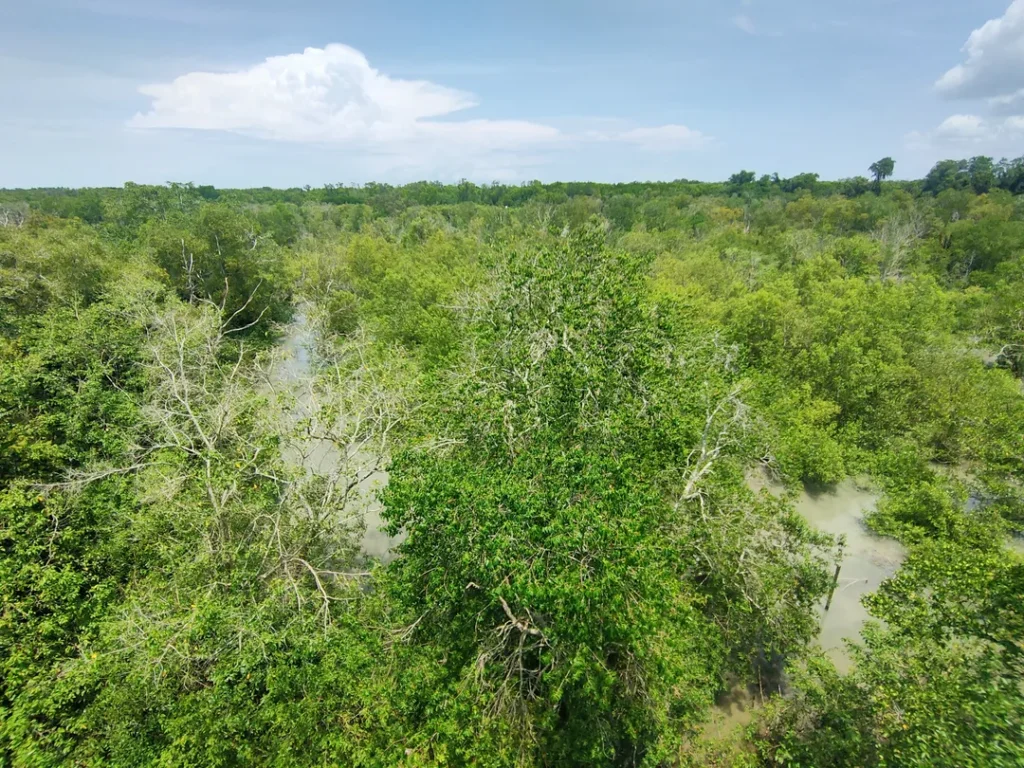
[4,155,1023,223]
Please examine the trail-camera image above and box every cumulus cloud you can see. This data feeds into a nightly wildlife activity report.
[130,44,524,146]
[920,2,1024,158]
[935,0,1024,101]
[129,43,708,171]
[907,113,1024,151]
[989,87,1024,115]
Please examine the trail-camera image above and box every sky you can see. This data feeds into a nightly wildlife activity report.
[2,0,1024,187]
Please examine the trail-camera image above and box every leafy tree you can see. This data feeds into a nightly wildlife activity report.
[924,159,970,196]
[869,156,896,191]
[839,175,873,197]
[382,233,723,763]
[0,292,156,763]
[144,203,291,329]
[758,541,1024,768]
[382,232,833,765]
[996,156,1024,194]
[729,170,757,193]
[968,155,996,194]
[781,173,820,194]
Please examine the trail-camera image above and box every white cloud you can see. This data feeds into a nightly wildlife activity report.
[129,44,709,174]
[934,114,989,141]
[732,14,757,34]
[131,45,485,142]
[907,113,1024,151]
[615,125,710,150]
[935,0,1024,100]
[989,87,1024,114]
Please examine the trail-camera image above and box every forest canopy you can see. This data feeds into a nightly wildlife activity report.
[1,157,1022,767]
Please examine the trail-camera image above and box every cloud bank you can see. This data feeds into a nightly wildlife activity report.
[915,3,1024,157]
[936,0,1024,102]
[130,44,708,171]
[907,113,1024,150]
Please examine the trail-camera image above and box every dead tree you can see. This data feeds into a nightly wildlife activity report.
[877,210,925,281]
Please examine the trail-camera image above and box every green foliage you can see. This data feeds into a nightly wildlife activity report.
[869,157,895,191]
[0,171,1022,766]
[382,233,726,763]
[0,297,155,763]
[867,477,999,546]
[380,233,833,765]
[0,218,115,316]
[757,541,1024,768]
[143,203,292,329]
[300,230,483,364]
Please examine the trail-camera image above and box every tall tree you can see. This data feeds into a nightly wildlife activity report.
[381,231,834,765]
[967,155,996,194]
[869,157,896,191]
[923,159,969,195]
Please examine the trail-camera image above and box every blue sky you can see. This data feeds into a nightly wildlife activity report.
[3,0,1024,187]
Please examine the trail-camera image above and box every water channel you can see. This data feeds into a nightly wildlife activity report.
[273,308,402,562]
[708,472,907,733]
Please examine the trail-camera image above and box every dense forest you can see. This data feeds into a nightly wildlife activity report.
[1,158,1022,767]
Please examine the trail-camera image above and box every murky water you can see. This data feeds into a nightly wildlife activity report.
[703,682,759,739]
[747,472,905,672]
[273,308,402,562]
[703,474,907,736]
[794,480,905,672]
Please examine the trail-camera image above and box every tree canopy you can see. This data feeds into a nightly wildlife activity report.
[1,167,1022,767]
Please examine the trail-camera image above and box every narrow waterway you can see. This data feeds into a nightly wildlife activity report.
[796,481,905,671]
[273,307,403,562]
